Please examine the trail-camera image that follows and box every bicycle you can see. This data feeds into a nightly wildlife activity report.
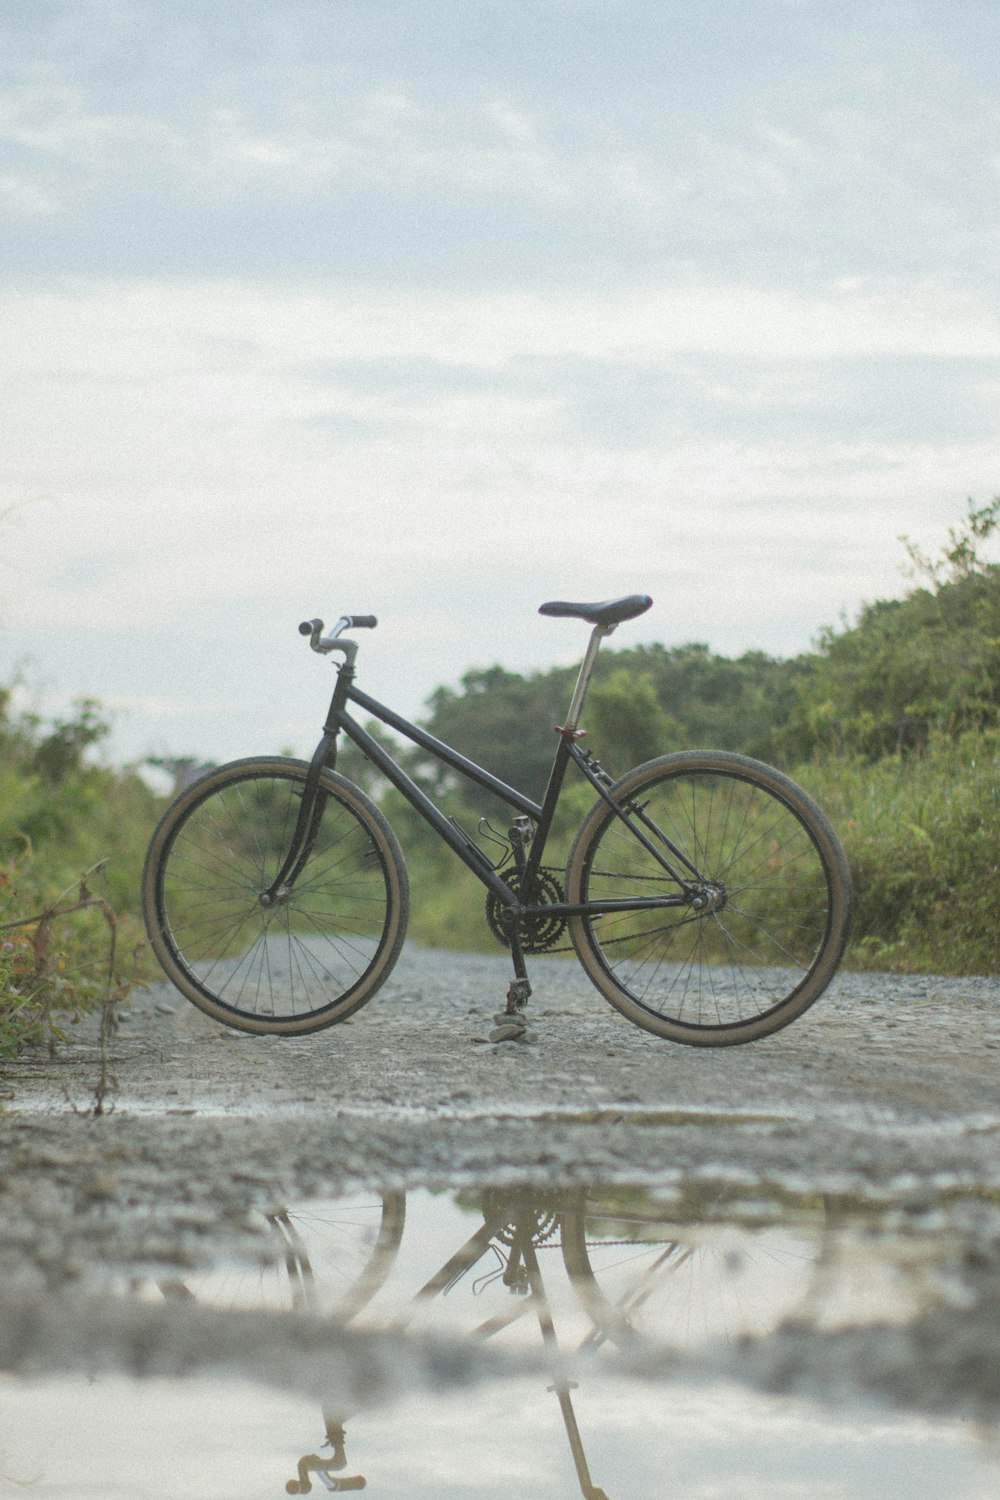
[142,594,852,1045]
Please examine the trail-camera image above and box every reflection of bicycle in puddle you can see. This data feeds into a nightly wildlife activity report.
[173,1186,825,1497]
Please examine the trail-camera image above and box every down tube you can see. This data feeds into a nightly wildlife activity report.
[335,712,522,902]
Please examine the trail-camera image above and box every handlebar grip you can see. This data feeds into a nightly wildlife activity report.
[299,616,376,636]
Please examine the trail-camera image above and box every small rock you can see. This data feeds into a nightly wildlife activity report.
[489,1022,526,1043]
[82,1173,118,1202]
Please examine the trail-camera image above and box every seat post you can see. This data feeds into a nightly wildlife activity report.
[562,624,612,735]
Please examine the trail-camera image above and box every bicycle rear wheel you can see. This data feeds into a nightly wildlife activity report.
[565,751,851,1045]
[142,757,409,1035]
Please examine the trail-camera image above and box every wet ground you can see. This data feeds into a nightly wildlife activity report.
[3,947,1000,1496]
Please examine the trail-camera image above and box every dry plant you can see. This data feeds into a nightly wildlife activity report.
[0,861,133,1113]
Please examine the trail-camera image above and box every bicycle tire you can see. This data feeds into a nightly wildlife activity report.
[164,1190,406,1321]
[268,1189,407,1319]
[142,756,409,1035]
[565,751,851,1045]
[560,1190,825,1349]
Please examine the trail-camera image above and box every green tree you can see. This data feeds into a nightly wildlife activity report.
[586,669,679,773]
[781,497,1000,760]
[417,663,577,813]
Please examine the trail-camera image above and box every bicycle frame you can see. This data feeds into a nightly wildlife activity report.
[262,631,705,927]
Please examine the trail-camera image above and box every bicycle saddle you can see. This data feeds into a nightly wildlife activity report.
[538,594,653,627]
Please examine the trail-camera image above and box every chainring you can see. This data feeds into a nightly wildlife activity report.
[485,867,567,955]
[482,1190,560,1248]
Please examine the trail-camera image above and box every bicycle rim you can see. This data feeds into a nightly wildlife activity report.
[561,1188,825,1349]
[566,752,851,1044]
[143,758,408,1034]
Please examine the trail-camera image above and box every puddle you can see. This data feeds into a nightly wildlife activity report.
[2,1186,998,1498]
[129,1187,873,1346]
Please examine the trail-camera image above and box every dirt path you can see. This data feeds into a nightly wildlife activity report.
[3,948,1000,1420]
[4,948,1000,1265]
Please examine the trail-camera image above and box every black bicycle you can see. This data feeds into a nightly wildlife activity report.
[142,595,852,1045]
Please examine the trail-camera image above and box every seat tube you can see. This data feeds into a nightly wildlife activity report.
[524,624,609,875]
[561,624,609,734]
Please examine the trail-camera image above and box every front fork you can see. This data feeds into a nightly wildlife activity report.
[259,730,338,907]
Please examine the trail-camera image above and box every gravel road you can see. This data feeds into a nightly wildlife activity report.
[3,946,1000,1421]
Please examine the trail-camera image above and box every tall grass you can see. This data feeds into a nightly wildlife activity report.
[0,745,158,1057]
[799,731,1000,974]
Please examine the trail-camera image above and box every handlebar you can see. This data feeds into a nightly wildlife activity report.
[298,615,377,658]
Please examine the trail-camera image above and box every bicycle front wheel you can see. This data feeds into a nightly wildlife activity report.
[561,1188,826,1349]
[565,751,851,1045]
[142,757,409,1035]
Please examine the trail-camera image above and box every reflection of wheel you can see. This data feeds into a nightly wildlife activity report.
[561,1193,823,1349]
[565,751,852,1045]
[183,1192,406,1320]
[142,757,409,1034]
[270,1191,406,1319]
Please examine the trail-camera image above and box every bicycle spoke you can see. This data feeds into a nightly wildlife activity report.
[569,753,849,1041]
[146,761,408,1032]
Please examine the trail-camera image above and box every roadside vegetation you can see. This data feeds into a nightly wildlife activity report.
[0,695,155,1056]
[2,497,998,1055]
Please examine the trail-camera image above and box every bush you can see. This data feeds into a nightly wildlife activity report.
[0,697,159,1056]
[781,498,1000,761]
[800,731,1000,974]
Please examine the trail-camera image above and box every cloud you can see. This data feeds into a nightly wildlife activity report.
[2,2,999,761]
[4,274,997,696]
[0,76,664,235]
[3,272,1000,545]
[3,2,998,287]
[0,168,60,219]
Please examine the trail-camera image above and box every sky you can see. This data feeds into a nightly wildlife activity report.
[2,0,999,767]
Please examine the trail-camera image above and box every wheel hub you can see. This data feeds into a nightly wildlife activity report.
[258,885,291,908]
[688,881,727,914]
